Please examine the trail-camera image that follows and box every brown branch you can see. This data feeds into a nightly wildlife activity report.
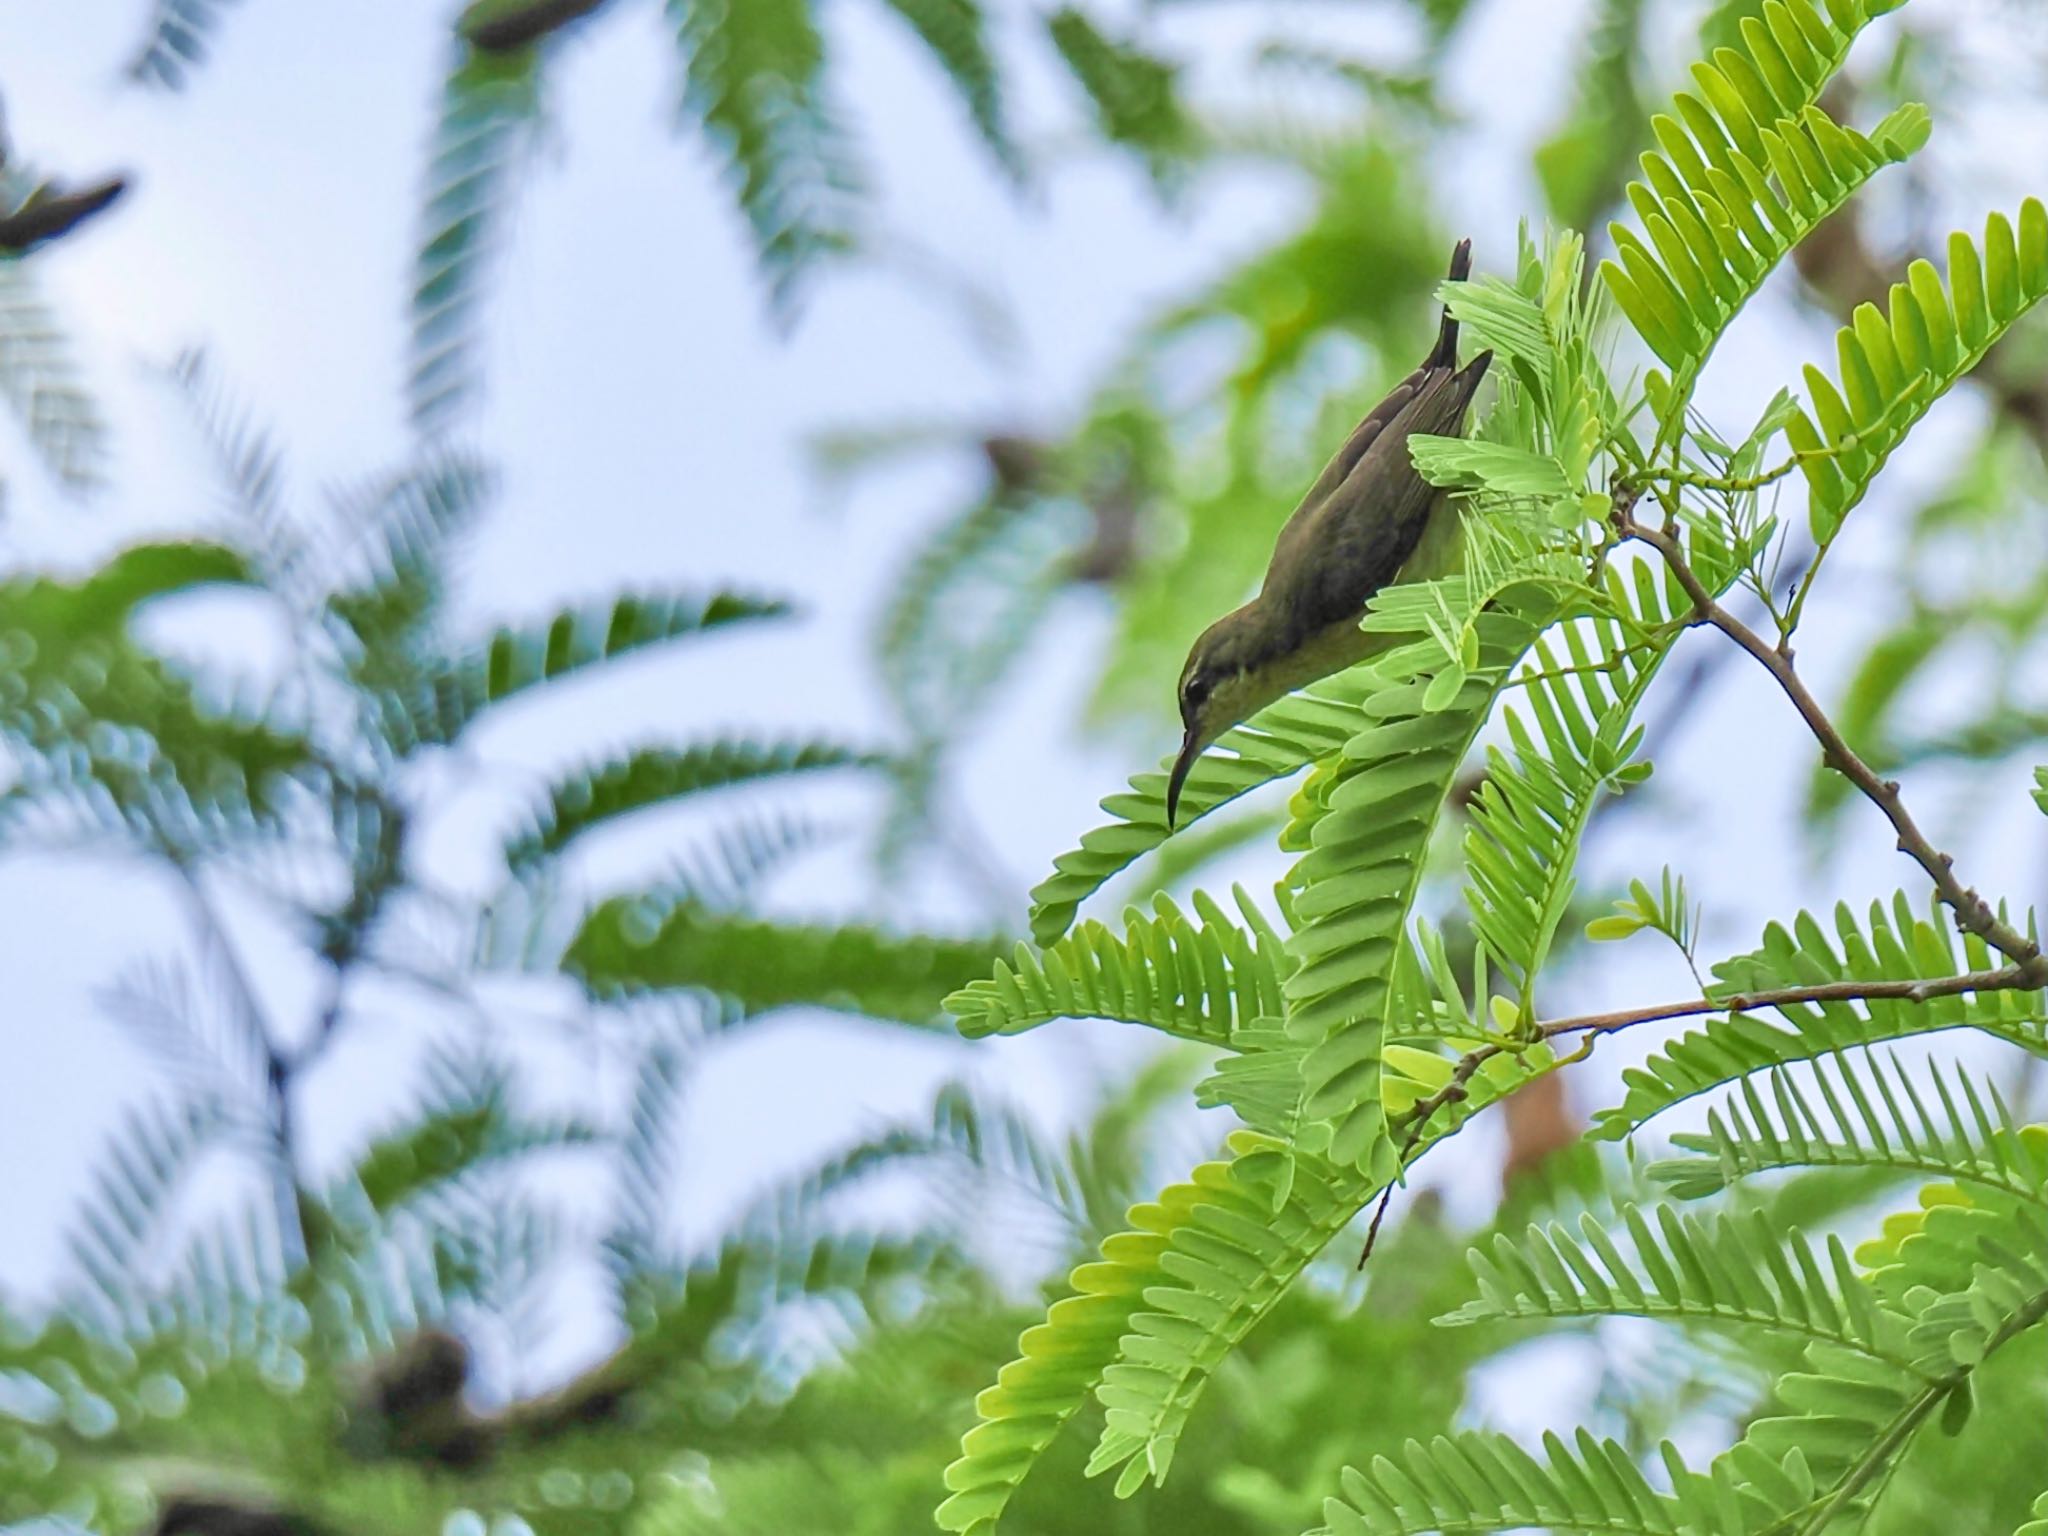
[1619,512,2048,985]
[153,1496,332,1536]
[1543,966,2035,1041]
[1359,961,2041,1267]
[343,1328,645,1469]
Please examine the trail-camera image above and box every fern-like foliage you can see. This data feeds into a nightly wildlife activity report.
[1081,1035,1564,1500]
[673,0,864,307]
[321,455,496,690]
[0,209,1056,1535]
[1738,1183,2048,1520]
[947,886,1289,1046]
[1790,198,2048,539]
[400,588,790,748]
[1401,1085,2048,1536]
[1462,561,1695,1007]
[405,0,1033,434]
[1028,665,1391,946]
[162,349,308,595]
[565,892,1003,1022]
[1284,227,1666,1176]
[125,0,244,88]
[64,1094,242,1329]
[876,0,1018,179]
[1316,1428,1718,1536]
[929,6,2048,1534]
[937,1039,1562,1533]
[1599,0,1920,413]
[934,1141,1246,1535]
[0,258,109,488]
[874,485,1082,880]
[0,539,311,846]
[410,45,546,434]
[1855,1180,2048,1370]
[1044,8,1195,188]
[503,737,879,871]
[871,473,1078,706]
[938,232,1634,1528]
[1083,1141,1370,1497]
[1285,578,1569,1175]
[1650,1050,2048,1204]
[1442,1203,1919,1369]
[329,1060,598,1231]
[1591,890,2048,1139]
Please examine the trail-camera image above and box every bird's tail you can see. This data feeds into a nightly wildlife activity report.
[1428,238,1474,370]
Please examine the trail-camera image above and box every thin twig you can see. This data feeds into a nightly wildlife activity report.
[1618,510,2048,984]
[170,862,308,1267]
[1359,962,2042,1267]
[1655,452,1807,497]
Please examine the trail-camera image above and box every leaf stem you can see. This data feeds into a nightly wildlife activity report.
[1775,1285,2048,1536]
[1383,963,2043,1219]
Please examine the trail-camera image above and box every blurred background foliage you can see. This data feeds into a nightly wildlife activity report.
[2,0,2046,1532]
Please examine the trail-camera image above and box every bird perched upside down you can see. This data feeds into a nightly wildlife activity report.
[1166,239,1494,827]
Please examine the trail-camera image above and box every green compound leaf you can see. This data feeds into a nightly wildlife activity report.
[1790,199,2048,541]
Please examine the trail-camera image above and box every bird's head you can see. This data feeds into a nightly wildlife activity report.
[1167,604,1277,828]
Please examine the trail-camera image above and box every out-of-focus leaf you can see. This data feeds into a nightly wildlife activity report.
[406,589,791,747]
[1533,0,1648,231]
[876,0,1020,179]
[0,260,110,488]
[411,46,547,433]
[504,738,883,870]
[0,541,309,843]
[674,0,864,306]
[1045,8,1195,189]
[1807,608,1946,820]
[125,0,245,88]
[565,895,1005,1024]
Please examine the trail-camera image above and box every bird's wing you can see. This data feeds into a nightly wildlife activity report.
[1263,360,1432,589]
[1265,242,1472,584]
[1269,355,1490,643]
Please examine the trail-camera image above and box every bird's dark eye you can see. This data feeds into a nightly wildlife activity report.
[1184,675,1210,708]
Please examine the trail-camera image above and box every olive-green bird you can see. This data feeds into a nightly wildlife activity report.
[1166,239,1493,827]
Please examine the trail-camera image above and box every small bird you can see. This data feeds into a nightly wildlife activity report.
[1166,239,1494,827]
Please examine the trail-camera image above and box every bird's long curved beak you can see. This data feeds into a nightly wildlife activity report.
[1166,728,1201,830]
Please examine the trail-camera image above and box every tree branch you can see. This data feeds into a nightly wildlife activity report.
[1617,510,2048,985]
[1359,957,2046,1267]
[1393,964,2036,1143]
